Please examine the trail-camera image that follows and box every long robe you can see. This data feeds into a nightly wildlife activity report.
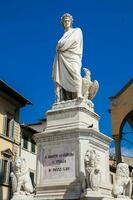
[52,28,83,93]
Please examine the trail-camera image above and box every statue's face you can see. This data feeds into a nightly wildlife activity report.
[15,158,22,169]
[63,17,71,29]
[90,151,95,159]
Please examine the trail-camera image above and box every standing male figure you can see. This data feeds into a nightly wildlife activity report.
[52,13,83,102]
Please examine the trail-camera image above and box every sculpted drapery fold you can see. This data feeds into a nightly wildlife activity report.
[52,28,83,93]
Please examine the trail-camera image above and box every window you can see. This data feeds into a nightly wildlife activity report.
[3,115,14,138]
[0,159,11,184]
[30,171,35,187]
[5,118,10,137]
[23,135,29,150]
[110,174,113,184]
[3,160,8,183]
[31,139,36,153]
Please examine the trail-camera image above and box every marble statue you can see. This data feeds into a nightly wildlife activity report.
[112,163,132,199]
[82,68,99,102]
[52,13,83,102]
[84,149,101,191]
[10,157,33,199]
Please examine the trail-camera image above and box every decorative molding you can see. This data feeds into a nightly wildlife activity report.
[46,121,95,132]
[1,148,14,157]
[0,133,19,145]
[35,132,78,143]
[79,129,113,145]
[34,127,112,147]
[111,97,133,110]
[89,140,109,151]
[47,106,99,120]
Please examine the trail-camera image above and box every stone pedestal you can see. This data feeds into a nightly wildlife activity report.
[34,99,112,200]
[81,189,112,200]
[11,194,34,200]
[81,189,114,200]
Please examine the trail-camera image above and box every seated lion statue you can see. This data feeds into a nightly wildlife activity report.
[10,156,33,196]
[112,163,132,199]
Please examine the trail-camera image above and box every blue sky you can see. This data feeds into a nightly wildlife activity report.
[0,1,133,149]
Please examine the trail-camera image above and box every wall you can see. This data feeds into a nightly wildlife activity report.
[110,83,133,136]
[0,138,13,159]
[21,148,36,171]
[29,120,46,132]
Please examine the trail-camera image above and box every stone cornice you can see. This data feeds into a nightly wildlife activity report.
[34,127,112,144]
[47,106,100,120]
[0,133,20,145]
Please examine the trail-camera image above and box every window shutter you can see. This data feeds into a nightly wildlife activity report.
[9,119,14,139]
[0,159,4,184]
[14,121,20,143]
[6,161,11,184]
[2,115,7,135]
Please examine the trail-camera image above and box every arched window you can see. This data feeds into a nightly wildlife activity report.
[120,111,133,156]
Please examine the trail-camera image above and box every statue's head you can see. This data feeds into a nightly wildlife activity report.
[116,163,129,178]
[14,156,27,172]
[61,13,73,29]
[83,68,91,77]
[85,149,96,160]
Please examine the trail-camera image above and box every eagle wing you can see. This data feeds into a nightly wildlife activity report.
[88,80,99,100]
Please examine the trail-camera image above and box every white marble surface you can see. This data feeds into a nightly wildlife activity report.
[46,98,99,132]
[103,197,132,200]
[52,13,83,101]
[40,142,76,183]
[82,68,99,101]
[34,99,113,199]
[11,194,34,200]
[112,163,132,199]
[10,157,33,198]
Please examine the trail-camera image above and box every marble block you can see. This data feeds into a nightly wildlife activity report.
[103,197,131,200]
[81,189,103,199]
[81,189,113,200]
[46,98,100,132]
[11,194,34,200]
[34,99,113,199]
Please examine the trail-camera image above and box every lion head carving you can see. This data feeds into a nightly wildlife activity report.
[13,157,28,176]
[116,163,129,178]
[11,156,33,196]
[112,163,132,198]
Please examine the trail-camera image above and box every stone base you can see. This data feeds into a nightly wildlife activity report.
[34,193,80,200]
[11,194,34,200]
[103,196,132,200]
[81,189,113,200]
[35,181,82,199]
[46,98,100,132]
[34,99,112,200]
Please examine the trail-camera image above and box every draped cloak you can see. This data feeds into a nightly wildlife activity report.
[52,28,83,93]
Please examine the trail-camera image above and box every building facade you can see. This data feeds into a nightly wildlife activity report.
[20,124,38,189]
[20,119,46,189]
[109,79,133,164]
[27,118,46,132]
[0,80,31,200]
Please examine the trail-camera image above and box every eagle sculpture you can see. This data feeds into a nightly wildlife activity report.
[82,68,99,101]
